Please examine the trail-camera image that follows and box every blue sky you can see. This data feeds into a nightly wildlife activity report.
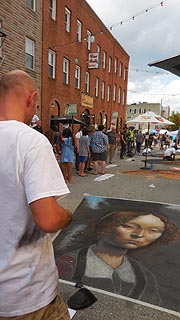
[86,0,180,113]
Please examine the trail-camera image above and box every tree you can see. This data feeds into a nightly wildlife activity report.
[168,112,180,130]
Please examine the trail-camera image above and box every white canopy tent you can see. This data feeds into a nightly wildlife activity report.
[126,111,174,169]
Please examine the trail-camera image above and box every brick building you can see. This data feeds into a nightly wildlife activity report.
[0,0,42,117]
[0,0,129,134]
[42,0,129,134]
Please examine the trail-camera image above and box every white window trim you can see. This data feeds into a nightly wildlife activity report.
[48,49,56,79]
[75,65,80,89]
[87,29,91,50]
[113,84,116,102]
[65,7,71,32]
[27,0,36,11]
[101,81,105,100]
[25,37,35,70]
[124,67,127,81]
[50,0,56,20]
[119,62,122,77]
[97,45,100,53]
[63,58,69,85]
[108,57,112,73]
[114,57,118,74]
[77,19,82,42]
[118,87,121,104]
[103,51,106,69]
[85,72,90,93]
[95,77,99,97]
[107,85,110,102]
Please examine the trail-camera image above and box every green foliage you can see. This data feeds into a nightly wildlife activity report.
[169,112,180,130]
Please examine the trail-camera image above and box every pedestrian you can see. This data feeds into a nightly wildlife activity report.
[74,124,84,173]
[135,130,144,154]
[107,125,117,164]
[176,128,180,145]
[60,128,74,184]
[91,124,109,175]
[78,127,90,177]
[33,119,43,134]
[120,127,128,159]
[30,113,39,127]
[0,70,72,319]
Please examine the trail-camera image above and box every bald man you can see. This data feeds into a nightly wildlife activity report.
[0,70,72,319]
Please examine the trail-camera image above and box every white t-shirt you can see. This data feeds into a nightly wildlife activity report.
[164,147,176,157]
[0,121,70,316]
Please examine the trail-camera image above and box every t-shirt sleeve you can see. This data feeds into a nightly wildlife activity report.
[23,142,70,204]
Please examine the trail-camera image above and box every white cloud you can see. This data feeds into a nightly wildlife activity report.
[86,0,180,113]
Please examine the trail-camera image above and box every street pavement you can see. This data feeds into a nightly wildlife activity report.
[56,148,180,320]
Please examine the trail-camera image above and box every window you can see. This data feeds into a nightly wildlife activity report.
[108,57,112,73]
[95,77,99,97]
[87,30,91,50]
[50,0,56,20]
[63,58,69,84]
[103,51,106,69]
[139,108,146,114]
[124,67,127,81]
[107,85,110,102]
[101,81,105,100]
[77,19,82,42]
[85,72,90,93]
[118,87,121,104]
[114,57,118,74]
[25,37,35,70]
[97,45,100,53]
[65,7,71,32]
[122,90,126,105]
[119,62,122,77]
[113,84,116,102]
[48,49,56,78]
[131,109,136,114]
[26,0,35,10]
[75,65,80,89]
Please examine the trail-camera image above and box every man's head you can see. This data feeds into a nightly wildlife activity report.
[98,124,104,131]
[0,70,38,125]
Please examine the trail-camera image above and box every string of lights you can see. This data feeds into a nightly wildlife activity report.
[128,90,180,97]
[130,68,169,75]
[110,0,168,30]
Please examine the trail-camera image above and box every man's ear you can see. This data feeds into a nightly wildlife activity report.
[27,91,38,107]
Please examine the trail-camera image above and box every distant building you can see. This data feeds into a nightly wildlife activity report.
[126,102,170,131]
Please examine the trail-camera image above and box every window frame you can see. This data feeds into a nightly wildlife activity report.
[103,51,106,69]
[118,87,121,104]
[114,57,118,74]
[50,0,56,20]
[25,37,35,70]
[108,57,112,74]
[48,49,56,79]
[77,19,82,42]
[101,81,105,100]
[107,85,110,102]
[95,77,99,97]
[113,84,116,102]
[65,7,71,32]
[87,29,92,50]
[75,65,81,89]
[26,0,36,11]
[63,58,69,85]
[85,71,90,94]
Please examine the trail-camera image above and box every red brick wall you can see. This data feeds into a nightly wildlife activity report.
[42,0,129,134]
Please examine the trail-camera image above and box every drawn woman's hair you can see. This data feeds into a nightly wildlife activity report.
[95,211,179,245]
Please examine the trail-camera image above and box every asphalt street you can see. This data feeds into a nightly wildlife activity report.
[56,149,180,320]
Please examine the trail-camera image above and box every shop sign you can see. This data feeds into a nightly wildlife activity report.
[65,104,77,115]
[81,93,93,109]
[88,52,100,69]
[112,112,118,118]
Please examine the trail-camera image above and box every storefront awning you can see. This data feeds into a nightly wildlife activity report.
[148,54,180,77]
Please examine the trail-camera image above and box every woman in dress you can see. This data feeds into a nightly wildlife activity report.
[60,128,74,184]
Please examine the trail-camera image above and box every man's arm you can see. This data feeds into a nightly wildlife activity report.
[30,196,72,233]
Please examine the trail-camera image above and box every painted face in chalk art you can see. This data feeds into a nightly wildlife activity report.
[97,213,166,250]
[112,214,165,249]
